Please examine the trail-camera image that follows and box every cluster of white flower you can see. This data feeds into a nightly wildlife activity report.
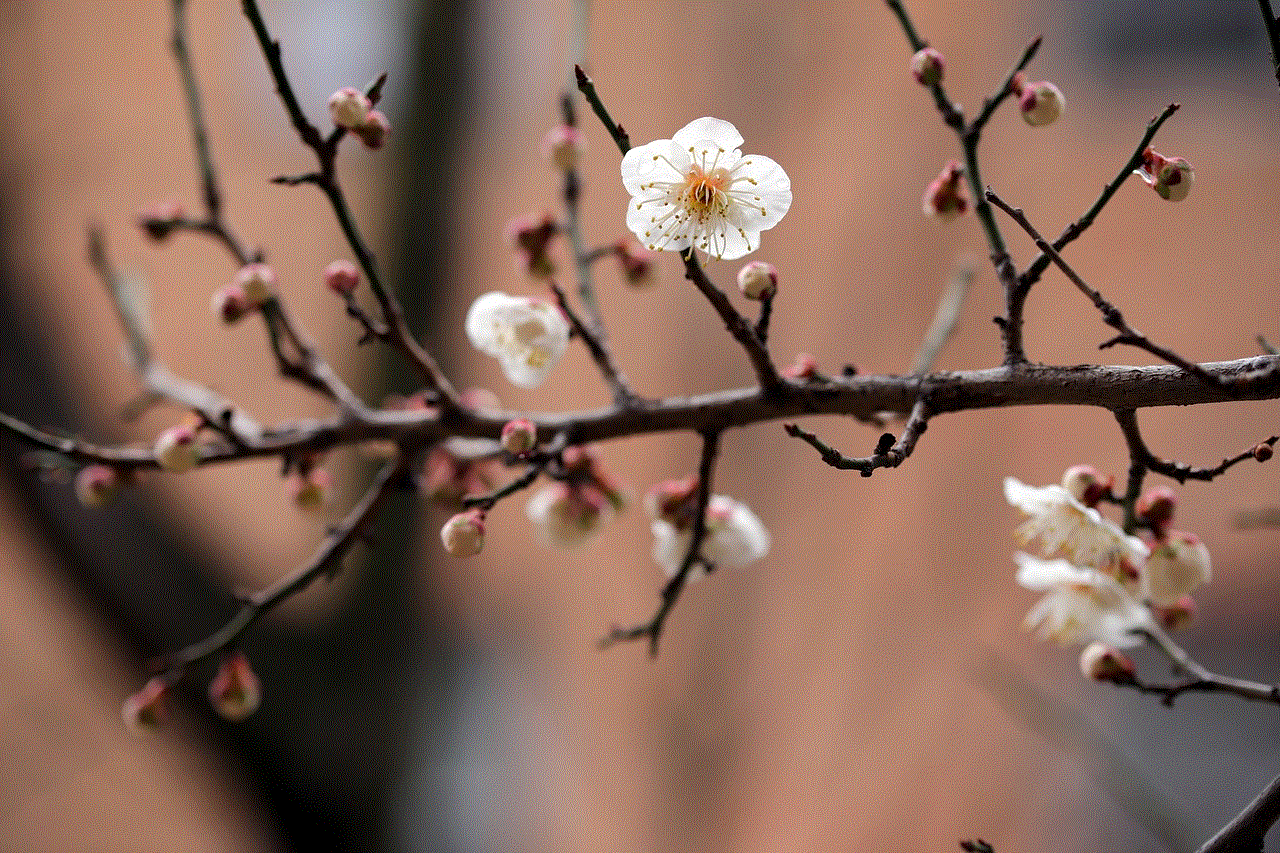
[1005,466,1211,668]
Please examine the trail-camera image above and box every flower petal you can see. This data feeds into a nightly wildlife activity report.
[672,117,743,153]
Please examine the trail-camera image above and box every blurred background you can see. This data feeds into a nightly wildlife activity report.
[0,2,1278,851]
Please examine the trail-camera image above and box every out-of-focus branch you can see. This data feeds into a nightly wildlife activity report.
[1124,621,1280,707]
[911,258,974,375]
[599,428,721,656]
[155,460,404,676]
[1199,773,1280,853]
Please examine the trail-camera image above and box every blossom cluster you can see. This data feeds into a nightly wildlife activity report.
[1006,466,1211,677]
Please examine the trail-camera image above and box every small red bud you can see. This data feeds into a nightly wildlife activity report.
[122,677,169,734]
[137,201,185,241]
[354,110,390,149]
[922,160,968,221]
[209,651,262,721]
[1254,442,1274,462]
[323,259,361,296]
[910,47,944,86]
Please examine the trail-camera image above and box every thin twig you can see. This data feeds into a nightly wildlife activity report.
[911,258,974,374]
[155,461,403,675]
[462,433,568,511]
[683,252,785,397]
[986,188,1226,386]
[1259,0,1280,92]
[550,282,640,406]
[1130,621,1280,707]
[240,0,461,409]
[575,65,630,154]
[599,429,722,656]
[1114,409,1276,485]
[785,396,931,476]
[1021,104,1180,289]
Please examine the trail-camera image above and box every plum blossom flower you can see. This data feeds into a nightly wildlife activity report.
[1004,476,1147,576]
[621,117,791,260]
[1015,553,1151,647]
[1143,530,1211,606]
[650,493,770,578]
[465,292,570,388]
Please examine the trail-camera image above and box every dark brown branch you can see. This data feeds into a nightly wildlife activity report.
[1127,621,1280,708]
[241,0,461,409]
[1259,0,1280,92]
[155,460,403,675]
[598,429,722,656]
[462,433,568,512]
[785,396,931,476]
[986,188,1227,386]
[1021,104,1180,289]
[682,252,785,396]
[550,282,641,407]
[575,65,630,154]
[1114,409,1276,485]
[1199,773,1280,853]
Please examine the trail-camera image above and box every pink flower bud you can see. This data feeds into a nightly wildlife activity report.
[75,465,120,507]
[1136,485,1177,536]
[615,241,656,288]
[1061,464,1112,507]
[645,476,700,528]
[910,47,945,86]
[210,283,253,324]
[736,260,778,300]
[922,159,968,221]
[354,109,390,150]
[209,651,262,721]
[505,214,558,279]
[323,259,361,296]
[122,677,168,733]
[1137,148,1193,202]
[1143,530,1211,605]
[501,418,537,456]
[541,124,586,171]
[328,86,371,130]
[288,467,332,513]
[137,201,185,242]
[1254,442,1274,462]
[1019,81,1064,127]
[1153,594,1197,630]
[783,352,819,379]
[441,509,485,557]
[234,263,276,306]
[1079,642,1136,683]
[154,424,200,473]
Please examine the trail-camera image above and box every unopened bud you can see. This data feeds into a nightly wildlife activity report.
[645,476,700,528]
[328,86,371,130]
[354,110,390,150]
[784,352,819,380]
[541,124,586,171]
[323,259,361,296]
[75,465,119,508]
[615,241,656,288]
[922,159,968,221]
[910,47,945,86]
[441,509,485,557]
[122,677,168,733]
[1061,464,1112,507]
[288,467,332,513]
[1019,80,1064,127]
[1137,148,1194,202]
[737,260,778,300]
[234,263,275,306]
[154,424,200,473]
[506,214,558,279]
[210,283,252,324]
[1153,594,1197,630]
[1136,485,1177,536]
[501,418,537,456]
[209,651,262,721]
[1255,442,1274,462]
[137,201,185,242]
[1079,642,1135,683]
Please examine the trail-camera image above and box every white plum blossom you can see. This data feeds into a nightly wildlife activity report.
[464,292,570,388]
[1015,553,1151,647]
[1003,476,1147,576]
[1143,530,1212,606]
[650,494,770,578]
[621,117,792,260]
